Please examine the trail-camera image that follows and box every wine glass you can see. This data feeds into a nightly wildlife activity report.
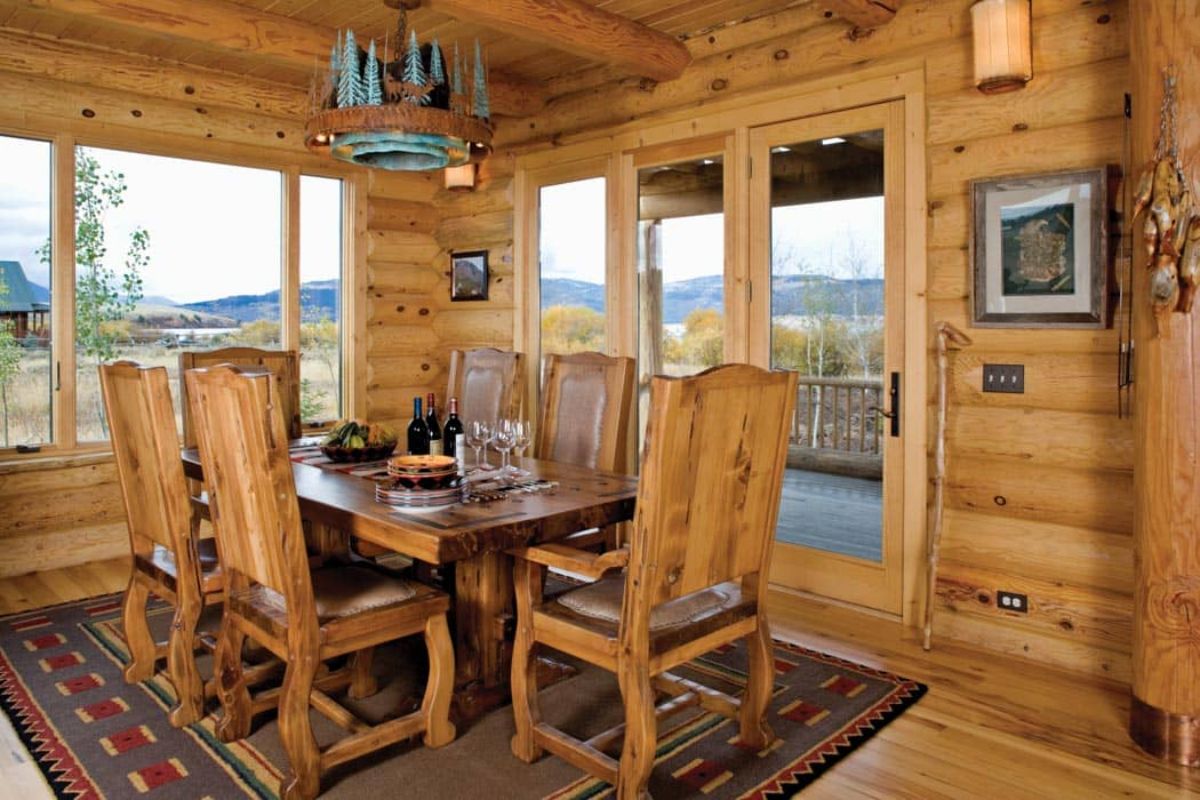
[467,420,491,470]
[493,418,517,478]
[515,419,532,458]
[512,419,533,478]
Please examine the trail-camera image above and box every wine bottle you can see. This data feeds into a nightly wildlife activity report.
[407,396,430,455]
[426,393,443,456]
[443,397,464,458]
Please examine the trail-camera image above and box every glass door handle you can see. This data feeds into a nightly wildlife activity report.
[866,373,901,437]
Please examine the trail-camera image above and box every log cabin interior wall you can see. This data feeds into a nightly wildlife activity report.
[0,0,1132,680]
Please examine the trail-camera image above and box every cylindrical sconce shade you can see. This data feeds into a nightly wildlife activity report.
[971,0,1032,94]
[444,163,477,192]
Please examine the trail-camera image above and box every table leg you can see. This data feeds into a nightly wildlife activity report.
[453,550,513,689]
[450,550,579,722]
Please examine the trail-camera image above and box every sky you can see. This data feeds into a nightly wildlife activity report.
[1,134,881,303]
[0,136,343,303]
[537,177,884,285]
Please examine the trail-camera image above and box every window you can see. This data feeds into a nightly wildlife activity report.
[636,155,725,381]
[73,146,283,440]
[538,177,606,364]
[0,133,357,454]
[0,135,52,447]
[300,175,343,424]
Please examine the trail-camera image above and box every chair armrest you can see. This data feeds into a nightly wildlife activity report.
[509,543,629,580]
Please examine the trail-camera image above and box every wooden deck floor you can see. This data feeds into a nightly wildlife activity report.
[1,559,1197,799]
[777,468,883,562]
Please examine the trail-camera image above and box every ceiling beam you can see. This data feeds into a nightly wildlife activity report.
[14,0,545,116]
[422,0,692,82]
[821,0,901,28]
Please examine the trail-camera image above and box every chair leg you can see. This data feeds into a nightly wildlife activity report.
[510,557,543,762]
[121,576,156,684]
[738,620,776,750]
[348,646,378,700]
[165,592,205,727]
[213,617,252,743]
[616,664,657,800]
[279,648,322,800]
[421,613,456,748]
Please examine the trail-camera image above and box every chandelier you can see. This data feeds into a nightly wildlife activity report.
[305,4,493,171]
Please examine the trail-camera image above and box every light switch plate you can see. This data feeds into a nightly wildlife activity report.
[982,364,1025,394]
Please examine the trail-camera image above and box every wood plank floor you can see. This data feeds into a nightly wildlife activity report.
[1,559,1197,798]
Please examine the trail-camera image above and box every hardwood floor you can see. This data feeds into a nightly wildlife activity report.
[1,559,1197,798]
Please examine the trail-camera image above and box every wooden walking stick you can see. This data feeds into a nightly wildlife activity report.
[924,321,972,651]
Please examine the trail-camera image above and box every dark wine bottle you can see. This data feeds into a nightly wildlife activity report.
[443,397,464,458]
[407,396,430,455]
[426,392,443,456]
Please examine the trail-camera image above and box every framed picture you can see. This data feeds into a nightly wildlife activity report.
[971,168,1109,328]
[450,250,489,302]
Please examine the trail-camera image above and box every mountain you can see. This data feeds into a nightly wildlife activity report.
[28,281,49,304]
[179,279,339,324]
[541,274,883,323]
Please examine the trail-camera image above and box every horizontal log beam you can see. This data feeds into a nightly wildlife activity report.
[821,0,902,28]
[424,0,691,81]
[0,26,307,120]
[14,0,544,116]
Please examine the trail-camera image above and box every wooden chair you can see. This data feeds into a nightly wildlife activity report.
[536,351,636,551]
[179,347,302,448]
[185,364,455,800]
[509,364,798,799]
[536,351,635,473]
[446,348,524,424]
[99,360,224,727]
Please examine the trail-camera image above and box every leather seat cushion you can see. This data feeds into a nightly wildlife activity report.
[557,575,736,631]
[311,565,418,622]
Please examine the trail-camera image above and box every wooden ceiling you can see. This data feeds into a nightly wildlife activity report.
[0,0,812,93]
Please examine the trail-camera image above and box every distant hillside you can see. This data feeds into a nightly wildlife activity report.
[542,274,883,323]
[176,279,338,324]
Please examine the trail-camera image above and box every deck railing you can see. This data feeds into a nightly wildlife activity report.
[791,376,884,455]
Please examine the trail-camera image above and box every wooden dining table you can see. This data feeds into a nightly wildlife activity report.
[181,448,638,717]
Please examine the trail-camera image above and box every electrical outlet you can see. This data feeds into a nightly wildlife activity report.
[982,363,1025,394]
[997,590,1029,614]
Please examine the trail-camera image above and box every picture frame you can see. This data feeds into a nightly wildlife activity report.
[970,168,1109,328]
[450,249,489,302]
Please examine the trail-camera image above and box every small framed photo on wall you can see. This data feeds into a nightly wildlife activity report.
[450,250,489,302]
[971,168,1109,328]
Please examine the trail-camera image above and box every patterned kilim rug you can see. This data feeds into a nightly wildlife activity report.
[0,593,926,799]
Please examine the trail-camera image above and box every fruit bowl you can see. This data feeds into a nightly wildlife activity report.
[320,420,398,463]
[320,442,397,463]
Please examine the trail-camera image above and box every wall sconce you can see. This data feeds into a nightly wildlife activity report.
[971,0,1032,95]
[444,163,477,192]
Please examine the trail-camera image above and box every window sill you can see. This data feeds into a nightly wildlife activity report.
[0,446,113,474]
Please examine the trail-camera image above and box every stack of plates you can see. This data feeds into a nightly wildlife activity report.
[375,481,465,508]
[377,454,465,507]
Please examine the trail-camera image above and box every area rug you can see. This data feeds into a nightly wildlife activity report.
[0,593,926,799]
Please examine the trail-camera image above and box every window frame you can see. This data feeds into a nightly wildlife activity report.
[0,125,365,457]
[514,156,619,426]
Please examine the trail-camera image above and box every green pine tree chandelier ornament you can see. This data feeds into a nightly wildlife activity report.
[305,1,492,171]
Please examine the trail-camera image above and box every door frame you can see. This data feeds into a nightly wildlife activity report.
[513,65,928,624]
[748,101,906,613]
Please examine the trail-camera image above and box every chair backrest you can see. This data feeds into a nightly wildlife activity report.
[99,361,193,559]
[446,348,524,424]
[179,348,301,447]
[185,364,311,609]
[536,352,635,473]
[626,364,797,610]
